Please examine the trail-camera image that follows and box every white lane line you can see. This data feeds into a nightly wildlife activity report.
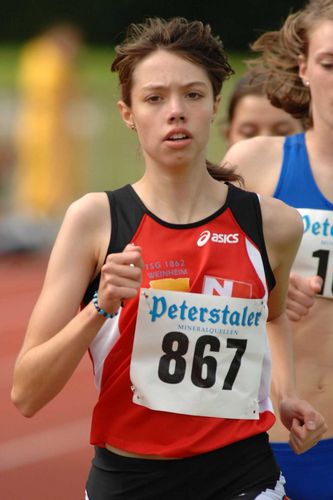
[0,417,92,471]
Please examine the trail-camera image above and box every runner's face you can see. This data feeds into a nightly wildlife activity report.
[118,49,220,171]
[299,20,333,129]
[226,95,303,146]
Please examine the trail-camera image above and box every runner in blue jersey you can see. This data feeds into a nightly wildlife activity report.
[223,1,333,499]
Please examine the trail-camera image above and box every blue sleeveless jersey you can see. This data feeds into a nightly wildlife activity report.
[273,133,333,298]
[274,133,333,209]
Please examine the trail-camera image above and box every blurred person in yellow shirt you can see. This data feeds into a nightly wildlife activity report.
[14,22,85,219]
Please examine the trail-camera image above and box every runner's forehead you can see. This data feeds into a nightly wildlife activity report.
[131,50,212,92]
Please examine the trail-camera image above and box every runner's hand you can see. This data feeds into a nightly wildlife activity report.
[286,273,322,322]
[279,397,327,454]
[98,244,143,313]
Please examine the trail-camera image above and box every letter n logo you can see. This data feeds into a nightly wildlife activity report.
[202,276,252,298]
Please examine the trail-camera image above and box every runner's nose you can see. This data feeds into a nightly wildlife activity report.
[167,97,186,123]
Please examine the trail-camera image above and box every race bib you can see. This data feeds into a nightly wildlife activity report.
[130,288,267,420]
[294,209,333,298]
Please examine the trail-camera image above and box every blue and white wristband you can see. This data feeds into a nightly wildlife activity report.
[93,291,121,319]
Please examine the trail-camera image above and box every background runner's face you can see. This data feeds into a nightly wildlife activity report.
[120,49,219,172]
[299,20,333,129]
[226,94,303,146]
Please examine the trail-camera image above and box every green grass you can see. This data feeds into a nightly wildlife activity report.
[0,45,249,193]
[0,45,21,87]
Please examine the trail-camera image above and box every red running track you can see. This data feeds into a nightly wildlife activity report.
[0,253,97,500]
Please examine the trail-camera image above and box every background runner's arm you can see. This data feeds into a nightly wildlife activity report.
[262,196,327,453]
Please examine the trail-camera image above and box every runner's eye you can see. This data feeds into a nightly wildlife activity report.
[320,61,333,70]
[146,95,162,103]
[187,91,203,100]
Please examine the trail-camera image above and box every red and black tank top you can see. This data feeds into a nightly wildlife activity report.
[83,183,276,457]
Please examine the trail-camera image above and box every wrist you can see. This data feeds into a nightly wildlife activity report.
[271,383,298,405]
[278,393,299,409]
[92,291,122,319]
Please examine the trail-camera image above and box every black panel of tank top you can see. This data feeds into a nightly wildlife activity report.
[82,185,145,305]
[227,184,276,292]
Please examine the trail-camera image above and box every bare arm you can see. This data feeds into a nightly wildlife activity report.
[11,193,143,417]
[261,196,327,452]
[262,197,301,399]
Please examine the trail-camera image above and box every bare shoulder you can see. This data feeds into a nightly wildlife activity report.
[223,136,283,166]
[223,136,285,195]
[63,192,109,232]
[260,195,303,267]
[44,191,111,289]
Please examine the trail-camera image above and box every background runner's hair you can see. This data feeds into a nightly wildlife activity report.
[248,0,333,127]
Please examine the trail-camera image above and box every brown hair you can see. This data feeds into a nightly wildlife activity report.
[111,17,242,184]
[225,70,268,125]
[248,0,333,126]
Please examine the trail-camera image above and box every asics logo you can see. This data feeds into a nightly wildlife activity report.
[197,230,239,247]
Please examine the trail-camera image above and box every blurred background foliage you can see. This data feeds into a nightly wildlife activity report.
[0,46,248,195]
[0,1,305,201]
[2,0,304,48]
